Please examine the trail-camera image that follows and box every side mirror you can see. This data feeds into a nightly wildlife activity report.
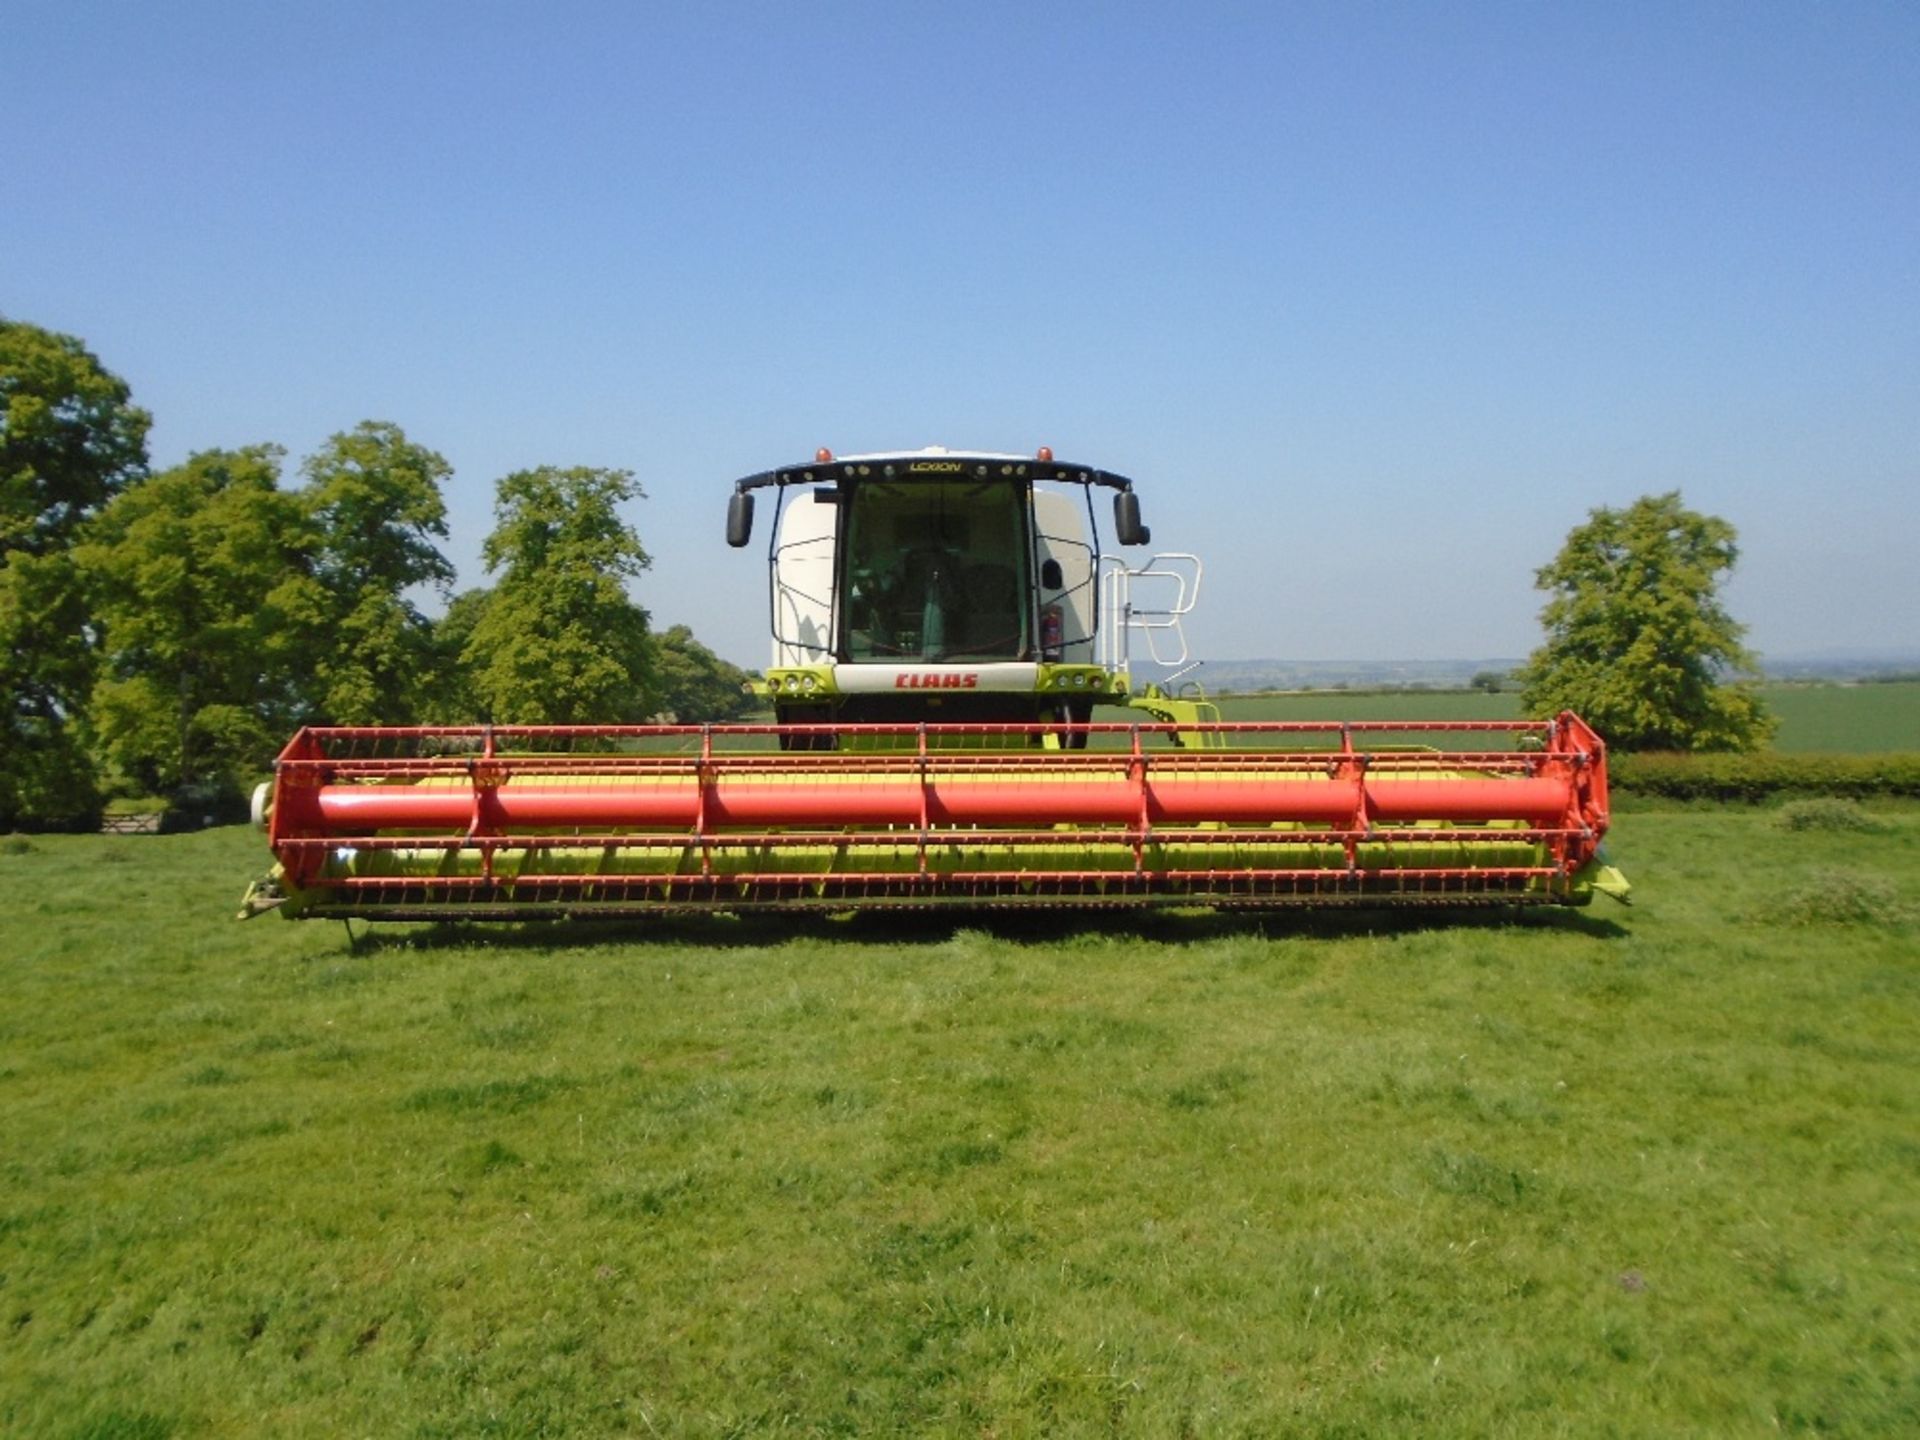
[1114,491,1151,547]
[726,491,754,548]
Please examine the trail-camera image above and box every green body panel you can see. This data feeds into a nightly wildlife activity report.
[262,833,1600,918]
[304,837,1550,884]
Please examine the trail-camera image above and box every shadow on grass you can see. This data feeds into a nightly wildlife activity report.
[333,899,1629,956]
[837,904,1630,946]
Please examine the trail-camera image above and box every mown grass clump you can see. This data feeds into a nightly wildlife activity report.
[1760,869,1910,927]
[0,813,1916,1435]
[1776,797,1887,833]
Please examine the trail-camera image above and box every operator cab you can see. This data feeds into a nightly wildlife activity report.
[726,447,1169,731]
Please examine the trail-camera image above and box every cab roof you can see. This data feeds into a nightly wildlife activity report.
[731,447,1136,493]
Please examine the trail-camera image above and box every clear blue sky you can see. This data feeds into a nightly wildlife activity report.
[6,1,1916,668]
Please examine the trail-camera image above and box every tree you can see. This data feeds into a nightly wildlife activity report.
[0,318,151,828]
[463,467,654,724]
[419,586,495,723]
[1519,492,1775,752]
[648,624,757,722]
[79,447,323,794]
[299,421,455,724]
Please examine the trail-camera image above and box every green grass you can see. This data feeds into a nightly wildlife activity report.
[1756,681,1920,753]
[1213,681,1920,753]
[2,817,1917,1437]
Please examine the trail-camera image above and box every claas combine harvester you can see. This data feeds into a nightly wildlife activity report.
[241,448,1628,921]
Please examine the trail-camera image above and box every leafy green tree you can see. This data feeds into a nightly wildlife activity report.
[0,318,151,828]
[649,624,757,722]
[80,447,322,793]
[463,467,654,724]
[420,586,494,723]
[1519,492,1775,752]
[0,553,108,827]
[299,421,455,724]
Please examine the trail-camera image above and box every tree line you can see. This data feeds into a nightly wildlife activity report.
[2,317,754,830]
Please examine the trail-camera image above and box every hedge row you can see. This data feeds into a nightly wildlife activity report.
[1609,751,1920,801]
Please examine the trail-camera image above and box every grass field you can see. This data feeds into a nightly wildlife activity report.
[1754,683,1920,753]
[1211,681,1920,753]
[2,812,1917,1438]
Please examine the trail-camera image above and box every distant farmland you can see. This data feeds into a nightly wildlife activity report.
[1756,682,1920,752]
[1213,681,1920,753]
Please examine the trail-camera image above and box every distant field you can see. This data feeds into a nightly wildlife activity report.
[1757,682,1920,753]
[1211,689,1520,753]
[2,815,1916,1436]
[1215,688,1522,725]
[1213,681,1920,753]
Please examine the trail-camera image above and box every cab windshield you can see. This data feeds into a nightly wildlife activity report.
[839,479,1031,662]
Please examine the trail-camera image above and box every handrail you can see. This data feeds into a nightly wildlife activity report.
[1098,552,1204,671]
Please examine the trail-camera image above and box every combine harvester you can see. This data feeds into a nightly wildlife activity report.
[242,448,1627,920]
